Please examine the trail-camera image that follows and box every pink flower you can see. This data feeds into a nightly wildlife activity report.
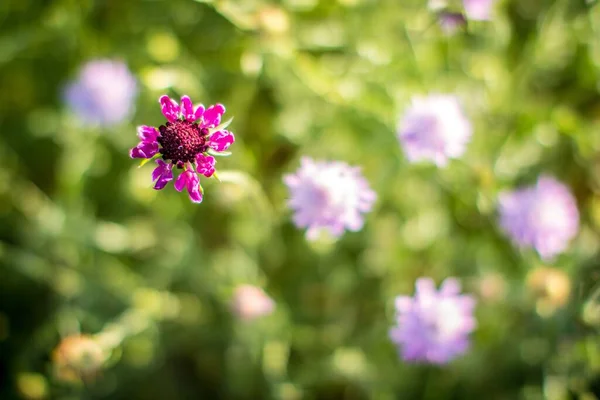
[389,278,477,364]
[463,0,495,21]
[498,176,579,260]
[231,285,275,321]
[284,157,376,240]
[438,12,467,35]
[63,59,137,126]
[130,95,235,203]
[397,94,472,167]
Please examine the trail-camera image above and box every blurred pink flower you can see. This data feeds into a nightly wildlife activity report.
[284,157,376,240]
[232,285,275,321]
[397,94,472,167]
[389,278,477,364]
[64,59,137,126]
[438,12,467,35]
[498,176,579,260]
[463,0,495,21]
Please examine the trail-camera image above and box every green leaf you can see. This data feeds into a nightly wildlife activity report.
[209,117,233,134]
[138,154,159,168]
[212,171,221,182]
[207,149,232,157]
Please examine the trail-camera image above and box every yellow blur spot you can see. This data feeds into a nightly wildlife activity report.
[17,373,48,400]
[147,32,180,63]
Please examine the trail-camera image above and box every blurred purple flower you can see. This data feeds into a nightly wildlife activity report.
[397,94,472,167]
[130,95,235,203]
[499,176,579,260]
[283,157,376,240]
[463,0,495,21]
[389,277,477,365]
[232,285,275,321]
[438,12,467,35]
[64,59,137,126]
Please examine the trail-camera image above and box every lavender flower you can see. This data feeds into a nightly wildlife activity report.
[64,59,137,126]
[463,0,495,21]
[498,176,579,260]
[231,285,275,321]
[397,94,472,167]
[283,157,376,240]
[130,95,235,203]
[389,277,477,365]
[438,12,467,35]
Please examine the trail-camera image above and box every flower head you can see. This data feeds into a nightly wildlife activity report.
[130,95,235,203]
[283,157,376,240]
[389,278,477,365]
[437,12,467,35]
[463,0,495,21]
[397,94,472,167]
[64,59,137,126]
[498,176,579,260]
[231,285,275,321]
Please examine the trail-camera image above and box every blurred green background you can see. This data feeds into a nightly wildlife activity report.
[2,0,600,398]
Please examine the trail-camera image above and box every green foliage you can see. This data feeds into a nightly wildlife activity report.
[1,0,600,399]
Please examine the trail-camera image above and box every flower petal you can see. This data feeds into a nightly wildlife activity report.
[159,95,180,122]
[208,130,235,152]
[186,178,203,203]
[174,169,204,203]
[196,154,216,177]
[174,171,187,192]
[440,278,461,296]
[180,96,197,122]
[137,125,159,142]
[130,141,159,159]
[152,159,173,190]
[194,104,205,122]
[202,103,226,128]
[155,175,172,190]
[152,159,168,181]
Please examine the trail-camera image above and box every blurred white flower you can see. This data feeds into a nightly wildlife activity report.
[397,94,472,167]
[284,157,376,240]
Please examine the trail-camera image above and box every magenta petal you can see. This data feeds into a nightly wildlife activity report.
[196,154,216,177]
[152,159,168,180]
[187,183,203,203]
[180,96,197,122]
[129,147,145,159]
[208,130,235,152]
[174,170,203,203]
[194,104,205,122]
[152,159,173,190]
[137,125,159,142]
[202,104,226,128]
[159,95,180,122]
[174,171,188,192]
[154,174,172,190]
[185,172,203,203]
[130,141,159,159]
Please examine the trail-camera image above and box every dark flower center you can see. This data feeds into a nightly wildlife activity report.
[157,120,209,165]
